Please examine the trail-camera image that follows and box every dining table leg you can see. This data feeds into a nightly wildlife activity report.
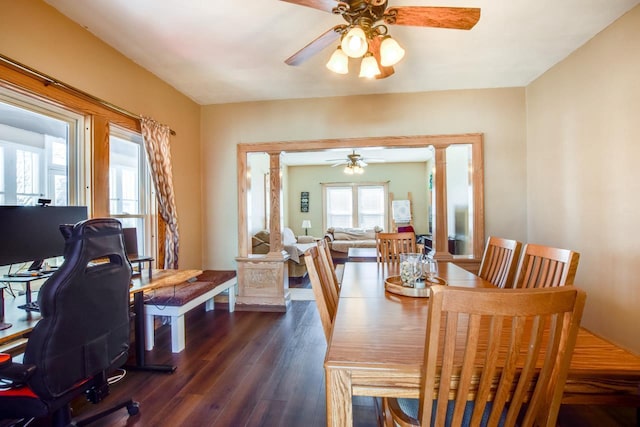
[326,367,353,427]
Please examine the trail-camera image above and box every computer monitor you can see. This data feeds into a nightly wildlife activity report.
[122,227,139,257]
[0,205,88,270]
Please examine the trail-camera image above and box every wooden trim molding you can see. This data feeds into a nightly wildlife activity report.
[0,59,167,264]
[237,133,485,261]
[0,60,140,134]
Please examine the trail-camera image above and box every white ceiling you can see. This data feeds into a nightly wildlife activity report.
[282,146,433,166]
[44,0,639,105]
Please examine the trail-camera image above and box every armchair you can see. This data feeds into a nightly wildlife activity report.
[0,218,139,426]
[251,228,316,278]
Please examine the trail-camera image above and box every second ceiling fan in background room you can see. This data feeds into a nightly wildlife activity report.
[281,0,481,79]
[327,150,384,174]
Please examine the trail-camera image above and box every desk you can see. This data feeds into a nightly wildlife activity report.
[1,273,52,311]
[0,269,201,373]
[128,255,154,279]
[0,293,41,345]
[325,262,640,427]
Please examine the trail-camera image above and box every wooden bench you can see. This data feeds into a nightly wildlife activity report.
[144,270,237,353]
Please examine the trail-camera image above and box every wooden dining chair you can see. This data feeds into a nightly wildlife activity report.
[304,246,339,342]
[383,285,586,427]
[376,232,417,264]
[513,243,580,289]
[317,238,342,294]
[478,236,523,288]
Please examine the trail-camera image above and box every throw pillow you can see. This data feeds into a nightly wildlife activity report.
[282,227,297,246]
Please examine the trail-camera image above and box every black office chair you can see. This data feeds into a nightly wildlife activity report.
[0,218,139,426]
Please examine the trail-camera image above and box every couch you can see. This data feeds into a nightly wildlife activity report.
[251,228,316,278]
[324,226,382,262]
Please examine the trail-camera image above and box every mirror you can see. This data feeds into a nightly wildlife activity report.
[446,144,473,256]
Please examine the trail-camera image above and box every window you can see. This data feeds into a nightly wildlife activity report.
[323,183,387,230]
[0,92,83,206]
[109,125,156,258]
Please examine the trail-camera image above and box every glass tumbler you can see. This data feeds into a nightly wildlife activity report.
[423,257,439,283]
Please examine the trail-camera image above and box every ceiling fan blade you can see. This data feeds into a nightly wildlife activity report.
[368,36,395,79]
[280,0,343,13]
[385,6,481,30]
[285,25,345,66]
[331,161,346,167]
[360,160,368,167]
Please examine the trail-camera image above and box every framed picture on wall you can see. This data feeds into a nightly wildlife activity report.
[301,192,309,212]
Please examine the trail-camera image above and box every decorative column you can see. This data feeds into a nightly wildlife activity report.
[235,152,290,311]
[433,146,453,260]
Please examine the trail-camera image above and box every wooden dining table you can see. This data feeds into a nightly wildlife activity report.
[324,261,640,427]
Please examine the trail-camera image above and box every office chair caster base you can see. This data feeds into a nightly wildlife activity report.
[126,401,140,416]
[71,398,140,426]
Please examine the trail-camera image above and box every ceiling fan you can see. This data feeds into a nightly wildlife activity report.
[281,0,481,79]
[326,150,384,173]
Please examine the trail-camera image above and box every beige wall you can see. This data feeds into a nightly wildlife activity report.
[202,89,527,269]
[286,162,429,238]
[0,0,202,268]
[4,0,638,355]
[526,6,640,352]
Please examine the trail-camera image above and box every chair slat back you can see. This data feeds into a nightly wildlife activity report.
[420,286,586,427]
[304,246,339,342]
[376,232,417,265]
[478,237,523,288]
[514,243,580,288]
[317,238,340,295]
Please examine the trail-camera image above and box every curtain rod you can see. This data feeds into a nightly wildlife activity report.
[0,53,176,136]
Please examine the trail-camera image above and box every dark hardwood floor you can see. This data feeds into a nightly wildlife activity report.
[8,300,637,427]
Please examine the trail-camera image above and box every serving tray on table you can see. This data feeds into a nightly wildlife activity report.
[384,275,447,298]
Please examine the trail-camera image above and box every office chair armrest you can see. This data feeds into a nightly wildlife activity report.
[0,353,10,368]
[0,353,36,385]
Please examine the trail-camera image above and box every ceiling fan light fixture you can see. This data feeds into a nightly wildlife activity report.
[379,36,405,67]
[326,47,349,74]
[344,165,355,175]
[341,26,368,58]
[359,53,381,78]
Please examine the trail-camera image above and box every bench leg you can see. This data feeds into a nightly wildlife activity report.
[145,314,155,351]
[171,314,186,353]
[228,285,236,313]
[205,297,215,312]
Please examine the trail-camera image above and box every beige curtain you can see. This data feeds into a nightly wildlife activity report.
[140,116,179,269]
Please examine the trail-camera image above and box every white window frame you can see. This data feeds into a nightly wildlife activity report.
[0,89,85,207]
[322,182,389,231]
[109,125,157,259]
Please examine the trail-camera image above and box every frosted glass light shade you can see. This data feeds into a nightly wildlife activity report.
[380,36,405,67]
[326,47,349,74]
[341,27,368,58]
[359,54,381,78]
[344,166,354,175]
